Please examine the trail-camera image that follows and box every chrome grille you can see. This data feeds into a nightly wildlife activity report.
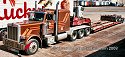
[8,24,19,41]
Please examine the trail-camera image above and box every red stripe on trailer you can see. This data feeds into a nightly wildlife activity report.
[103,24,108,28]
[113,22,117,25]
[93,22,120,33]
[92,21,110,27]
[104,25,109,28]
[104,22,114,27]
[100,26,104,30]
[93,26,103,32]
[94,27,102,32]
[109,23,114,26]
[114,22,121,24]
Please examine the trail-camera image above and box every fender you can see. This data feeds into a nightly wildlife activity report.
[24,34,42,49]
[25,34,41,44]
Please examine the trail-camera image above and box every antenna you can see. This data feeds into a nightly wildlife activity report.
[35,1,37,11]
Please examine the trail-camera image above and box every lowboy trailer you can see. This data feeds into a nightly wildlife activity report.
[2,1,124,55]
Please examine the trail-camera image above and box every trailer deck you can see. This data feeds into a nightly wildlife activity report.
[92,20,121,32]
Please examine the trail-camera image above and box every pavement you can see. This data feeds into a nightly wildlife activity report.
[83,7,125,12]
[0,21,125,57]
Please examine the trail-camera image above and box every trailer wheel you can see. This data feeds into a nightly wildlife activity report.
[69,30,78,41]
[118,18,124,23]
[115,18,119,22]
[84,27,91,36]
[78,29,85,39]
[121,18,124,23]
[115,17,123,23]
[25,39,39,55]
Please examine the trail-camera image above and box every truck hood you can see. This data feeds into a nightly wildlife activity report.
[15,20,44,37]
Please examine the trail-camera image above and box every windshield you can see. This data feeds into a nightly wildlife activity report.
[34,12,45,21]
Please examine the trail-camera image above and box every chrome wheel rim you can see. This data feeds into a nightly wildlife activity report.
[86,28,90,35]
[79,29,84,38]
[29,42,38,53]
[72,31,77,40]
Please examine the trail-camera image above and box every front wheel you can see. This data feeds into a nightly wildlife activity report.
[25,39,39,55]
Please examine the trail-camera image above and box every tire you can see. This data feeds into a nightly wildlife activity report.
[115,17,124,23]
[0,29,7,40]
[115,18,119,22]
[25,39,39,55]
[77,29,85,39]
[84,27,91,36]
[69,30,78,41]
[118,18,124,23]
[121,18,124,23]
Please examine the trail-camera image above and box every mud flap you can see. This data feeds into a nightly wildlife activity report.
[42,38,49,47]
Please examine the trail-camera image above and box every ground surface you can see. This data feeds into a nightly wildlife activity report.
[83,7,125,12]
[0,7,125,57]
[0,21,125,57]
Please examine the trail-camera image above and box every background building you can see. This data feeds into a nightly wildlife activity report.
[79,0,111,6]
[79,0,124,6]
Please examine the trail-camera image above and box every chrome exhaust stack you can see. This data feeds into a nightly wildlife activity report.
[54,1,59,42]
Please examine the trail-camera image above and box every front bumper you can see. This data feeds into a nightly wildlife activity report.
[3,38,25,50]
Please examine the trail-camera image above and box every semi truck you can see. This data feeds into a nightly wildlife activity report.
[2,0,124,55]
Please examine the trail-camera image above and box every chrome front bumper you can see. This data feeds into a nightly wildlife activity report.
[3,38,25,50]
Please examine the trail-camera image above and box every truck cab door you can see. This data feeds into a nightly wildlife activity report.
[45,14,55,33]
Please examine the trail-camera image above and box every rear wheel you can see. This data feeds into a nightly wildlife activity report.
[69,30,78,41]
[115,18,123,23]
[25,39,39,55]
[84,27,91,36]
[77,29,85,39]
[118,18,124,23]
